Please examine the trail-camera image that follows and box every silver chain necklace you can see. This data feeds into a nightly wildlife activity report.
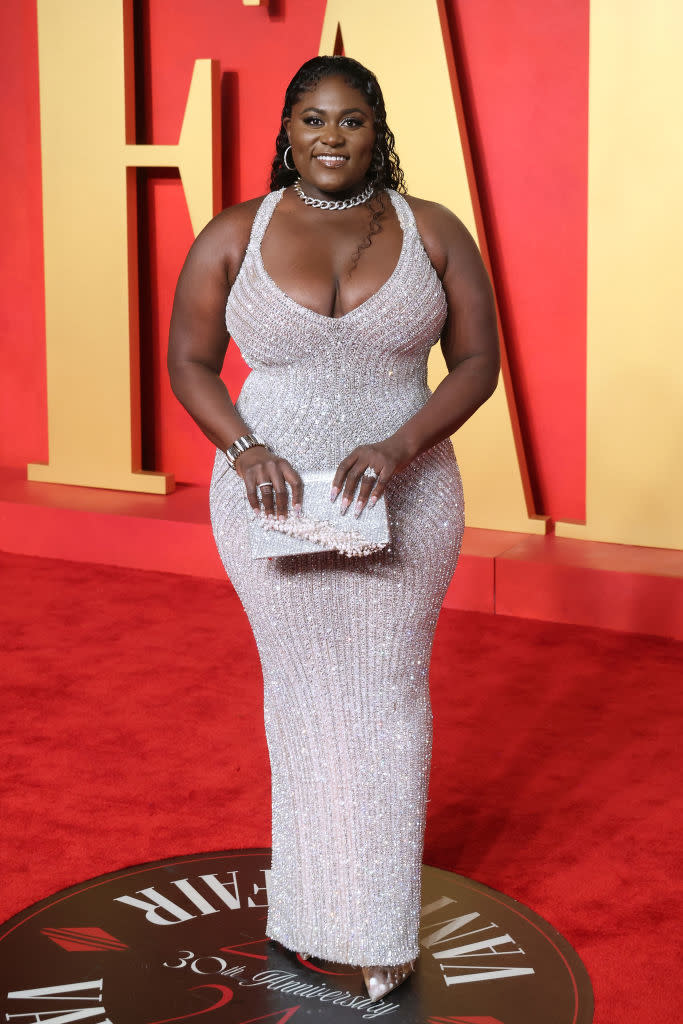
[293,177,374,211]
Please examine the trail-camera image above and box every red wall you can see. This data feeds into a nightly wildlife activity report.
[2,1,47,467]
[0,0,588,523]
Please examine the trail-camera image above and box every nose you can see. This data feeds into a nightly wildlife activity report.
[320,123,344,147]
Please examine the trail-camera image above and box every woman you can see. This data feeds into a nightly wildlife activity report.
[168,55,499,1003]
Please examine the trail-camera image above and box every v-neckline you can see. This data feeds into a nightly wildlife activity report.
[256,188,408,325]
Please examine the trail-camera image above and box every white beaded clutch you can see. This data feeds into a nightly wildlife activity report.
[246,469,391,559]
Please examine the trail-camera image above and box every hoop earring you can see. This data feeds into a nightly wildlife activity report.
[283,145,296,171]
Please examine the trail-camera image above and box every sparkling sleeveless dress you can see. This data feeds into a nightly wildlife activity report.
[209,187,465,966]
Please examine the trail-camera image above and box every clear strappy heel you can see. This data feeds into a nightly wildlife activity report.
[361,959,416,1002]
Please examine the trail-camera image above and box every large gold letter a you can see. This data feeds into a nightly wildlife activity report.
[29,0,221,493]
[320,0,546,533]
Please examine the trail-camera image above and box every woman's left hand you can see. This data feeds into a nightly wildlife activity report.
[330,437,414,518]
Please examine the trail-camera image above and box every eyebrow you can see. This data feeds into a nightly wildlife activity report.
[299,106,367,117]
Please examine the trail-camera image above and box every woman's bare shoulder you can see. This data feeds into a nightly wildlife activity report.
[185,194,269,282]
[401,192,479,277]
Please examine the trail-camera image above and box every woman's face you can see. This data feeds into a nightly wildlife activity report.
[284,75,376,199]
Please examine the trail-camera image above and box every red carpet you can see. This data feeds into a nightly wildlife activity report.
[0,549,680,1022]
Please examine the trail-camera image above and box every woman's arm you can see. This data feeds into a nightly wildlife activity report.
[167,204,255,451]
[388,196,501,462]
[167,200,304,518]
[331,197,500,515]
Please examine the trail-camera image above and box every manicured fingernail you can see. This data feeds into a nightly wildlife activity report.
[354,501,363,518]
[293,503,302,516]
[340,496,350,514]
[330,486,339,502]
[369,495,378,507]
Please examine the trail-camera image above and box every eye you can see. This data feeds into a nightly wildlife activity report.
[341,118,363,128]
[303,116,324,126]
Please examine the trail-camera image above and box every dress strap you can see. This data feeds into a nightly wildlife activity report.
[386,188,436,271]
[385,188,417,238]
[246,188,285,254]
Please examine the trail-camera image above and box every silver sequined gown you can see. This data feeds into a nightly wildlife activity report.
[210,187,465,966]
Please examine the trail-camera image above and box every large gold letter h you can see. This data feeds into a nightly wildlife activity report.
[29,0,221,493]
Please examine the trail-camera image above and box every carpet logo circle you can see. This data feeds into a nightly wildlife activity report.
[0,850,593,1023]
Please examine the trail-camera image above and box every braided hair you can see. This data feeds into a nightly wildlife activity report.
[269,56,407,272]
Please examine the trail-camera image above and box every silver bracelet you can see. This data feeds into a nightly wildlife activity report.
[225,433,270,471]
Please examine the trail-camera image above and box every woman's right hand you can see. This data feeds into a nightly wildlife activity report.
[234,445,303,520]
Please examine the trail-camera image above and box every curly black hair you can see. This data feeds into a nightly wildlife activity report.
[269,55,407,273]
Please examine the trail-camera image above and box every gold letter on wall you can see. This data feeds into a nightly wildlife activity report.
[29,0,221,493]
[556,0,683,549]
[320,0,546,533]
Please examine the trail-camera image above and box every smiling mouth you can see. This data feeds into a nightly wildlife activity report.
[315,154,348,166]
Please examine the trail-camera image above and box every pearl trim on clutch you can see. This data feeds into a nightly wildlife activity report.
[254,509,388,558]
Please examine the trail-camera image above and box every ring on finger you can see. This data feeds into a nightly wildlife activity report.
[363,469,382,507]
[257,481,275,515]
